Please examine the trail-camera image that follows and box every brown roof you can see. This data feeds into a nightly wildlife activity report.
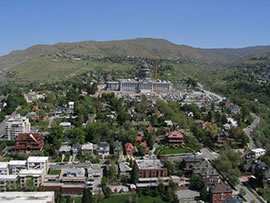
[211,182,232,194]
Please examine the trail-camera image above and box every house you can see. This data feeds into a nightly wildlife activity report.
[193,159,218,177]
[12,133,44,153]
[251,148,266,159]
[181,157,201,172]
[215,131,228,146]
[135,159,169,188]
[24,91,45,103]
[119,162,132,178]
[166,130,185,148]
[203,175,221,191]
[58,145,71,154]
[81,143,93,156]
[71,143,81,154]
[61,136,71,144]
[140,141,149,154]
[113,140,123,156]
[96,142,110,157]
[68,101,74,110]
[211,182,232,203]
[164,120,174,127]
[125,143,134,155]
[59,122,71,131]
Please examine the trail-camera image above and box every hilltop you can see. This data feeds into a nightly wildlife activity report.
[0,38,269,83]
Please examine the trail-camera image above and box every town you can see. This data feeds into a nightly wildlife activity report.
[0,61,269,203]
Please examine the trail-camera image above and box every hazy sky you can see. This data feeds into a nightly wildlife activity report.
[1,0,270,56]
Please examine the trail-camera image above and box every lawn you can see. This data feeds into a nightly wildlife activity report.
[159,147,193,155]
[98,194,166,203]
[48,169,61,175]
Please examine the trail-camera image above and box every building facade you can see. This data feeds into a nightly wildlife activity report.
[166,130,185,148]
[3,114,31,140]
[106,63,172,93]
[13,133,44,153]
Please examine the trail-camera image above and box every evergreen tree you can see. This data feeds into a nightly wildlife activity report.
[82,188,94,203]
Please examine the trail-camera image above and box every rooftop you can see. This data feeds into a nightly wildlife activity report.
[251,148,266,153]
[0,162,8,168]
[19,169,44,175]
[135,159,164,170]
[9,160,27,166]
[81,143,93,150]
[0,175,18,181]
[0,192,54,203]
[119,162,132,172]
[27,156,49,163]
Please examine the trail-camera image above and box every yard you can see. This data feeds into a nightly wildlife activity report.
[48,169,61,175]
[158,147,193,155]
[98,194,166,203]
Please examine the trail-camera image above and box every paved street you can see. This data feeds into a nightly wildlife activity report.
[198,148,219,161]
[243,113,260,149]
[235,183,265,203]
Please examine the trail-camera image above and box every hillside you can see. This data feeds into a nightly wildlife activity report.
[0,38,269,83]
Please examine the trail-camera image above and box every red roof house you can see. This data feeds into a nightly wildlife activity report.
[13,133,44,153]
[125,143,134,155]
[166,130,185,148]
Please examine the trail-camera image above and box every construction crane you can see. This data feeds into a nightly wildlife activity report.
[155,56,159,92]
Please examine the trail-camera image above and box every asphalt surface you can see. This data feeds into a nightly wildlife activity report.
[243,113,260,149]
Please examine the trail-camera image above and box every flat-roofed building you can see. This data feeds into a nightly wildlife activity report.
[135,159,169,188]
[3,114,31,140]
[8,160,27,175]
[119,162,132,178]
[0,175,18,191]
[27,156,49,173]
[19,169,44,188]
[0,162,9,175]
[251,148,266,159]
[81,142,93,156]
[0,191,55,203]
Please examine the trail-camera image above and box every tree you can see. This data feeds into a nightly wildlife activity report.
[25,178,36,191]
[108,163,117,181]
[137,144,146,156]
[130,162,138,184]
[200,187,208,201]
[189,175,203,191]
[82,188,94,203]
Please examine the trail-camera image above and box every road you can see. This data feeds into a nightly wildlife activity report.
[0,106,21,138]
[243,113,260,149]
[199,149,264,202]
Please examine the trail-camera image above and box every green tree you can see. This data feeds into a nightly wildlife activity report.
[189,175,203,191]
[130,162,138,184]
[25,178,36,191]
[82,188,94,203]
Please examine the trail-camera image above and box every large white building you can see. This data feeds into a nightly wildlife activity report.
[3,114,31,140]
[106,63,172,93]
[0,192,55,203]
[27,156,49,173]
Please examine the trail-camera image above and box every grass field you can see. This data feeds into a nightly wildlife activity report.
[48,169,61,175]
[159,147,193,155]
[98,194,166,203]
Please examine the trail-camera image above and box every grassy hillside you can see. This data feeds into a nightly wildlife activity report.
[0,38,269,84]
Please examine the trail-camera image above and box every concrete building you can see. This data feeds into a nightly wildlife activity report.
[27,156,49,173]
[119,162,132,178]
[211,182,232,203]
[8,160,27,175]
[0,175,18,192]
[106,63,172,93]
[135,159,169,187]
[251,148,266,159]
[0,162,9,175]
[0,191,55,203]
[3,114,31,140]
[19,169,44,188]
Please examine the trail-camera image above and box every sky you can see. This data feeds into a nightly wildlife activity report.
[0,0,270,56]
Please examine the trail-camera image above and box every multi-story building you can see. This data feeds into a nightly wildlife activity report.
[135,159,169,187]
[0,162,9,175]
[125,143,134,155]
[12,133,44,153]
[19,169,44,188]
[106,63,172,93]
[3,114,31,140]
[211,182,232,203]
[8,160,27,175]
[24,91,45,103]
[0,175,18,191]
[27,156,49,173]
[166,130,185,148]
[81,142,93,156]
[0,192,55,203]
